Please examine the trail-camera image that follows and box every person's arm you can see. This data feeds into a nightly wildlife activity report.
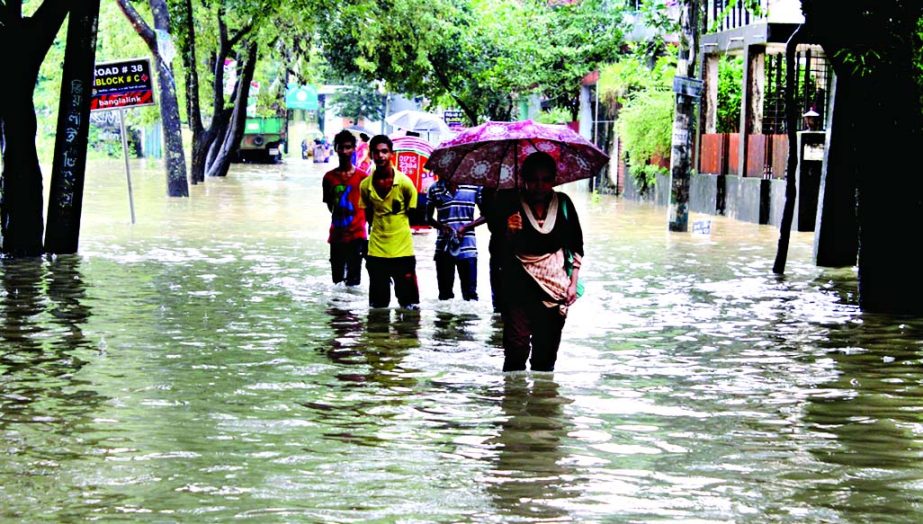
[561,193,584,305]
[359,180,373,230]
[562,194,584,257]
[458,187,487,235]
[425,189,444,230]
[322,176,335,213]
[457,216,486,236]
[405,175,418,212]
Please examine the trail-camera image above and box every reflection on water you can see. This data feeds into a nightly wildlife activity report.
[485,376,576,520]
[0,159,922,521]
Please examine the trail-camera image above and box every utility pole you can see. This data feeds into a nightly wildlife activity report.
[668,0,703,232]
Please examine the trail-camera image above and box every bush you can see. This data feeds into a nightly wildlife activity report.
[717,56,743,133]
[536,107,572,125]
[632,163,668,193]
[618,88,673,170]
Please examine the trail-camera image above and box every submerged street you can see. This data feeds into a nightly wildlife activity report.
[1,159,921,522]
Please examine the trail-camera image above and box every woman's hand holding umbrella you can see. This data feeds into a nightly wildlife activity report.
[506,211,523,234]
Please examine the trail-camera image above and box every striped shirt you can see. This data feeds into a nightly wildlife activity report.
[427,182,483,259]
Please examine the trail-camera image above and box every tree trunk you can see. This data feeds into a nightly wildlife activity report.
[178,2,254,184]
[45,0,101,254]
[667,0,701,232]
[178,0,205,184]
[0,0,69,257]
[802,0,923,312]
[849,71,923,312]
[206,44,258,178]
[116,0,189,197]
[149,0,189,197]
[772,27,805,274]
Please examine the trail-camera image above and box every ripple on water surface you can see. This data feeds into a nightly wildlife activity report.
[1,160,922,522]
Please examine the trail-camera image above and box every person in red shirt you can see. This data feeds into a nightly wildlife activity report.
[322,130,370,286]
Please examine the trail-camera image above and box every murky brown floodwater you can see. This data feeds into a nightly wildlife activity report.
[1,158,921,522]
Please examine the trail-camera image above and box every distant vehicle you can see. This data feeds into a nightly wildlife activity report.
[237,117,286,163]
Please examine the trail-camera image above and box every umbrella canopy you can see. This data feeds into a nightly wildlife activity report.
[426,120,609,189]
[390,135,434,156]
[386,110,452,135]
[345,124,375,136]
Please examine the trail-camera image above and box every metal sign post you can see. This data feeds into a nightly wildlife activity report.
[118,109,136,224]
[90,58,156,224]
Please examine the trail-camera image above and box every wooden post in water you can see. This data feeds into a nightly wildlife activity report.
[46,0,102,254]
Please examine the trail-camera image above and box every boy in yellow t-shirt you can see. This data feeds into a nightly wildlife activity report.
[358,135,420,309]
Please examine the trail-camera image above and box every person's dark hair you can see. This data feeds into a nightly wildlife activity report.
[369,134,393,153]
[521,151,556,180]
[359,132,370,142]
[334,130,356,149]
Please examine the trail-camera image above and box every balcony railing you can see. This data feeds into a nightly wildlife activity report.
[707,0,803,33]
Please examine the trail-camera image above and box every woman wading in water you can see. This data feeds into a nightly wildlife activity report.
[501,152,584,372]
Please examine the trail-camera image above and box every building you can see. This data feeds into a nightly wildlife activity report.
[694,0,832,229]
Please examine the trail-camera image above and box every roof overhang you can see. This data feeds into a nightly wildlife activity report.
[701,22,802,55]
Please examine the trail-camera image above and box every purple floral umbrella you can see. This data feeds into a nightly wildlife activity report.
[425,120,609,189]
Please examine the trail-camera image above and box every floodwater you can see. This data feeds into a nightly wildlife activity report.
[1,158,922,522]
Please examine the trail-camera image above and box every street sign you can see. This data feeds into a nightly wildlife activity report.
[91,58,155,111]
[673,76,704,99]
[443,110,465,129]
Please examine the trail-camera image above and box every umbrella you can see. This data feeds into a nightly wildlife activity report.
[391,135,437,194]
[386,110,452,135]
[345,124,375,136]
[390,135,434,156]
[425,120,609,189]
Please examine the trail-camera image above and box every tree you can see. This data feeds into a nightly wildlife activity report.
[45,0,101,254]
[173,0,255,183]
[531,0,627,121]
[330,81,384,125]
[798,0,923,312]
[173,0,317,181]
[116,0,189,197]
[0,0,69,257]
[314,0,544,125]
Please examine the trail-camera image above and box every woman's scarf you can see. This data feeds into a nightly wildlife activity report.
[520,193,559,233]
[516,193,571,316]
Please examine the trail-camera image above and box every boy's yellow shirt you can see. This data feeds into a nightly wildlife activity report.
[359,169,418,258]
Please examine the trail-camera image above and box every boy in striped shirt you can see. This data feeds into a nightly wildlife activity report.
[426,179,486,301]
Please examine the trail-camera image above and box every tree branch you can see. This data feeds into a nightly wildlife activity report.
[115,0,156,52]
[428,56,478,125]
[227,20,255,50]
[1,0,22,25]
[28,0,68,59]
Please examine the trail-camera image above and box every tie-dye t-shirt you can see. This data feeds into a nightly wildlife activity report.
[322,168,369,243]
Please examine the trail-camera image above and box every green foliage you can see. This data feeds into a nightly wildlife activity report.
[716,56,742,133]
[529,0,627,120]
[618,88,674,181]
[598,55,674,108]
[536,108,572,125]
[602,53,674,190]
[632,163,668,193]
[330,81,385,123]
[313,0,632,125]
[918,17,923,105]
